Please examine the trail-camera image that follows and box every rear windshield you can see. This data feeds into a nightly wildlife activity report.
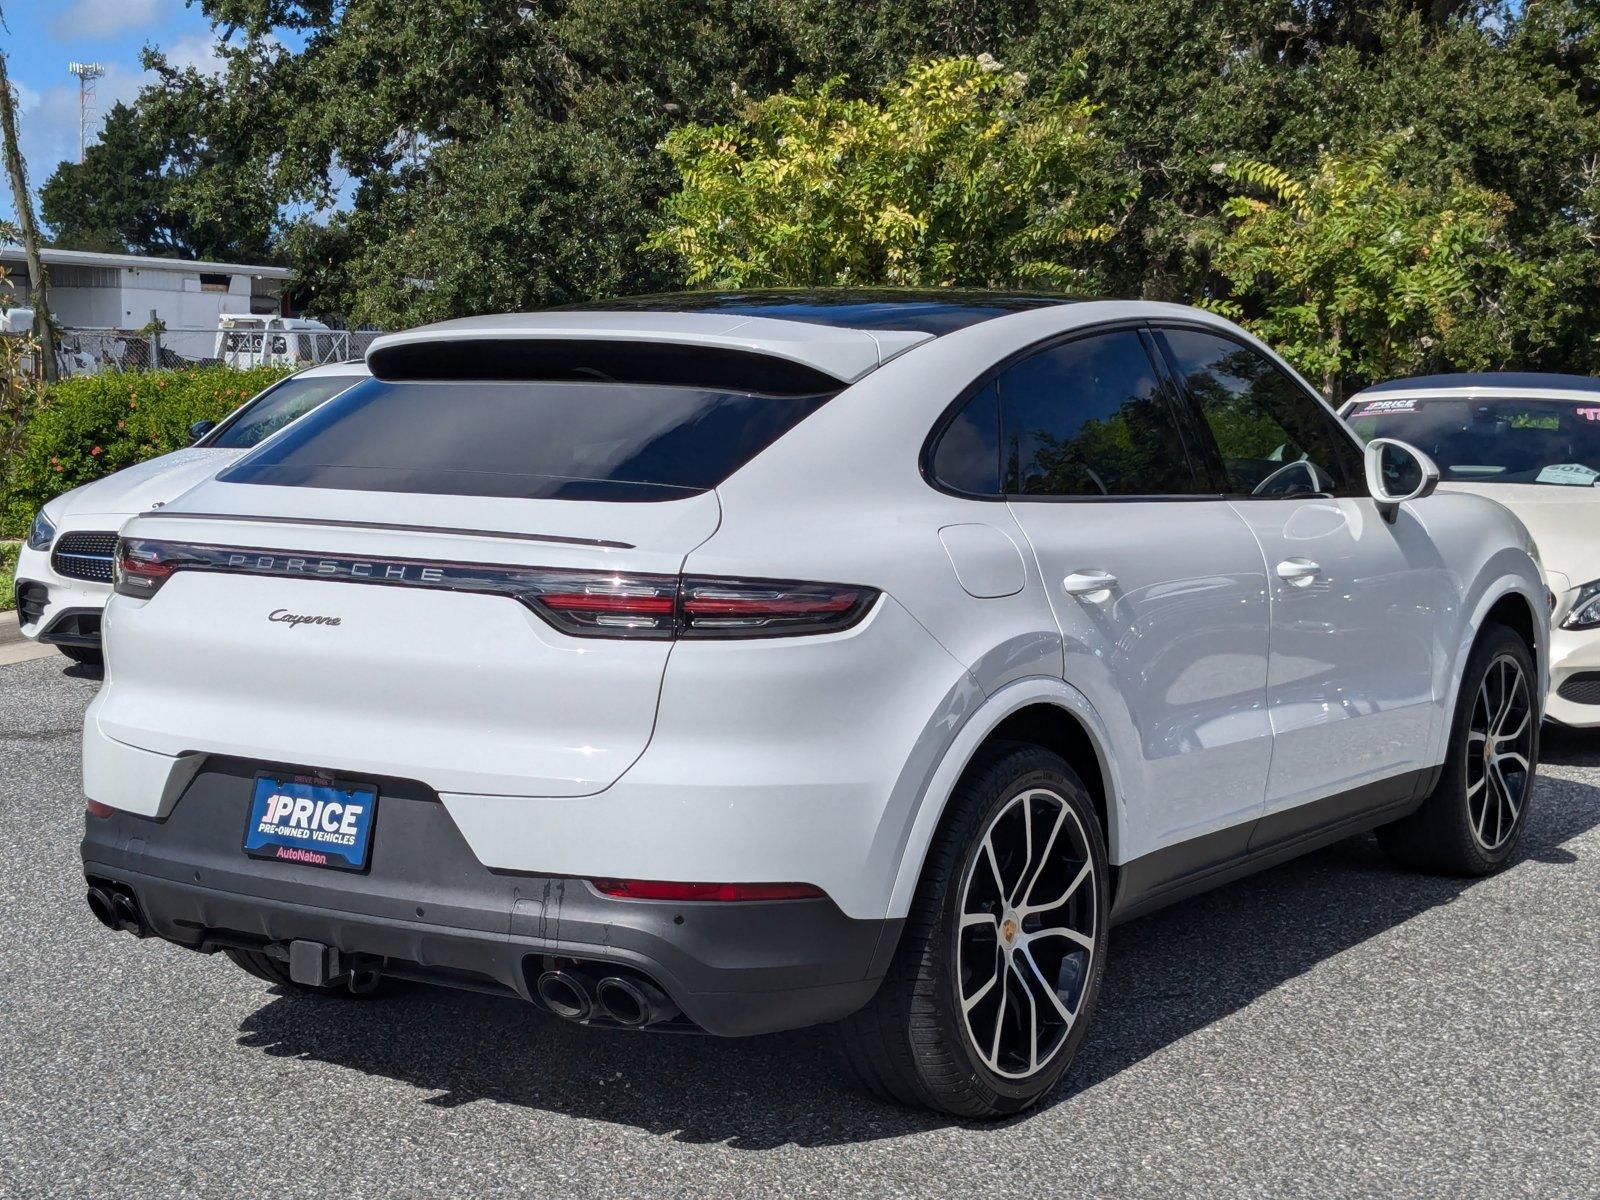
[205,374,361,449]
[218,378,836,501]
[1345,395,1600,487]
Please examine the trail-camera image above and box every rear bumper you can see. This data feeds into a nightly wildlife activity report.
[79,759,898,1037]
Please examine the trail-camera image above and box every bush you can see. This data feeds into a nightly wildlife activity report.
[1,365,291,536]
[1,540,17,611]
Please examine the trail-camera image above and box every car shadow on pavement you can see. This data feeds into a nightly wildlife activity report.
[234,738,1600,1148]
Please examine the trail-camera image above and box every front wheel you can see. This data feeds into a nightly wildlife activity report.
[1378,622,1539,875]
[57,643,103,667]
[839,743,1108,1118]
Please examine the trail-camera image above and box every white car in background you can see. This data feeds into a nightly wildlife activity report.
[1343,373,1600,728]
[80,294,1546,1117]
[14,360,370,664]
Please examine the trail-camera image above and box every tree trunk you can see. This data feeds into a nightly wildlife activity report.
[0,48,59,382]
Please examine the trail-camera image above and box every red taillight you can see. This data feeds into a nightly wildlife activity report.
[114,539,185,598]
[527,575,876,640]
[677,578,871,637]
[86,800,115,819]
[591,879,827,902]
[532,577,680,636]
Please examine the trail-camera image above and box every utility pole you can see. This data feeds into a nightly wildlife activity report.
[0,46,58,381]
[68,61,104,163]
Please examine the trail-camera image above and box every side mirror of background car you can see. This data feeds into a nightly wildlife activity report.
[188,419,216,444]
[1365,437,1440,522]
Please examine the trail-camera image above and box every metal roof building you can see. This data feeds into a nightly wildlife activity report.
[0,246,294,328]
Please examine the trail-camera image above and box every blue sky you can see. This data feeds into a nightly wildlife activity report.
[1,0,221,226]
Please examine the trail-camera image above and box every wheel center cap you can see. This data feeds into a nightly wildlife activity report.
[1001,917,1019,945]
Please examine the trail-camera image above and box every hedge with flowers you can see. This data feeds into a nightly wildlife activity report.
[1,365,292,537]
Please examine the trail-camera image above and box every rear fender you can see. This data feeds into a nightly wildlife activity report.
[885,676,1124,919]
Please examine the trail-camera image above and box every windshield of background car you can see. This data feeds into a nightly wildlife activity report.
[1344,396,1600,487]
[206,376,363,449]
[217,377,838,501]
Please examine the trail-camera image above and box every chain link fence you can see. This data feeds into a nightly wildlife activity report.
[54,326,385,377]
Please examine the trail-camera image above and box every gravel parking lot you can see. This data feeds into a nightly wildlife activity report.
[2,651,1597,1200]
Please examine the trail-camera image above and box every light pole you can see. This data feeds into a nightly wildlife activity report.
[68,61,105,163]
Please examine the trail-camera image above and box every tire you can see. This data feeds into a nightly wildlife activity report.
[1377,622,1539,875]
[839,742,1109,1118]
[57,644,103,667]
[222,947,387,997]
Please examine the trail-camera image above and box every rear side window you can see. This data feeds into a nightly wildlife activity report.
[205,375,360,449]
[929,381,1001,495]
[219,377,835,502]
[1157,328,1363,497]
[997,330,1199,497]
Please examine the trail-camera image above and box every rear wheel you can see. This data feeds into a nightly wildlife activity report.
[1377,622,1538,875]
[840,743,1108,1118]
[222,947,388,997]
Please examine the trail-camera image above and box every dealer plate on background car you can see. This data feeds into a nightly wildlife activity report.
[243,772,378,872]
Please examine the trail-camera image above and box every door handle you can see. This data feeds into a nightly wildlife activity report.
[1062,570,1118,597]
[1275,558,1321,585]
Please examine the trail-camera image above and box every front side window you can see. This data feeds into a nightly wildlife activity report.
[1345,395,1600,487]
[997,330,1199,497]
[220,377,836,501]
[1157,328,1362,497]
[206,375,361,449]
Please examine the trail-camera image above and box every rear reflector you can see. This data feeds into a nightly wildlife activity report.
[86,800,115,819]
[114,538,878,640]
[590,879,827,902]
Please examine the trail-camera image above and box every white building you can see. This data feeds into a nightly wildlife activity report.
[0,246,294,328]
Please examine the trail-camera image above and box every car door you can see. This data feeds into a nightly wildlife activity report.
[994,326,1274,864]
[1152,326,1446,842]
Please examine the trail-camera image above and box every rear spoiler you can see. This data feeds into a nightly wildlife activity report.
[366,313,932,390]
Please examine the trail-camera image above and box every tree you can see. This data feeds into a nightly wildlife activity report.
[40,83,276,262]
[0,41,56,380]
[648,56,1129,289]
[1204,136,1536,400]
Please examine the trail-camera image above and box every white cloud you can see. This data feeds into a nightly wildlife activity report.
[162,32,227,76]
[52,0,166,40]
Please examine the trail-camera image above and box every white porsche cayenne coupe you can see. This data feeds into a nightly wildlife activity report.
[81,293,1546,1117]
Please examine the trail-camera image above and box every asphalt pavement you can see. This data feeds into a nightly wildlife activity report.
[1,651,1596,1199]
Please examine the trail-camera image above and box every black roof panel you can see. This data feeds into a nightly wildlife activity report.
[562,289,1080,336]
[1361,371,1600,394]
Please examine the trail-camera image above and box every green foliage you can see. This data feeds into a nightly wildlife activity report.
[1,539,17,611]
[1,366,290,537]
[40,96,276,261]
[1204,135,1537,399]
[648,56,1128,289]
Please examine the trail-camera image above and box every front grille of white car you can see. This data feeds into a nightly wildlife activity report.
[52,530,119,584]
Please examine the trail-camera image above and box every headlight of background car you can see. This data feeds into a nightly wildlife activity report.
[25,510,56,552]
[1563,580,1600,631]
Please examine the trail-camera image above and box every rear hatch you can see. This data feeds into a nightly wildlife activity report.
[94,325,874,797]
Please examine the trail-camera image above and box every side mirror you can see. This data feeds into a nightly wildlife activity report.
[1365,437,1439,522]
[1,306,36,335]
[188,419,216,444]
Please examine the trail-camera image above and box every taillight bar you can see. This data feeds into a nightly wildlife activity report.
[115,538,878,640]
